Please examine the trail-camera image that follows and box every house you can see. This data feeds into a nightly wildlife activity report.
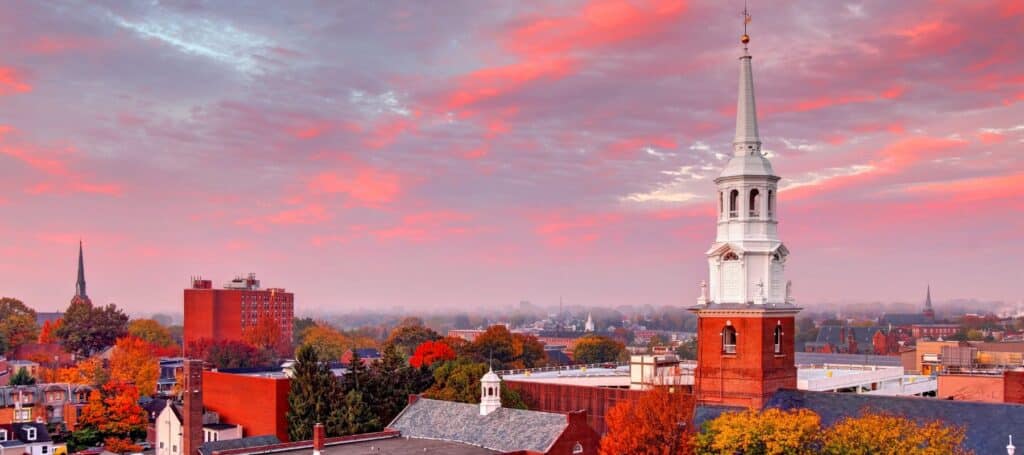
[339,348,380,366]
[155,401,243,455]
[0,384,93,430]
[805,324,897,355]
[0,423,66,455]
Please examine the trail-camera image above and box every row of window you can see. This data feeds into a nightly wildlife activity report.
[719,188,775,219]
[721,325,784,355]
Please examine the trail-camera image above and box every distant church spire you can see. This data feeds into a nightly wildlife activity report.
[76,240,88,298]
[925,284,932,310]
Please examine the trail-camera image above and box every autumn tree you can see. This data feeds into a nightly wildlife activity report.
[103,436,143,455]
[820,412,971,455]
[54,357,108,385]
[424,359,526,408]
[694,408,822,455]
[0,297,40,353]
[244,315,288,356]
[511,333,547,368]
[409,340,456,368]
[109,336,160,396]
[127,319,177,349]
[600,387,695,455]
[573,335,626,364]
[293,317,316,346]
[300,323,353,361]
[77,380,147,449]
[470,325,515,368]
[56,300,129,356]
[384,322,440,357]
[39,318,63,344]
[188,338,273,369]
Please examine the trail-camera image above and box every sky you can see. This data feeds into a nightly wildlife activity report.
[0,0,1022,315]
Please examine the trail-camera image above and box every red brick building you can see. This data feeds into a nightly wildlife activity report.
[504,381,645,434]
[201,371,290,442]
[184,275,293,353]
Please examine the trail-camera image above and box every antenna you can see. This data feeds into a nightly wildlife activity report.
[741,1,752,51]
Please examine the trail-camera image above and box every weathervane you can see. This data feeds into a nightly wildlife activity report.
[741,1,752,51]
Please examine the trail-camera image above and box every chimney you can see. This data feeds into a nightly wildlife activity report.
[312,423,325,455]
[182,360,204,455]
[407,394,420,406]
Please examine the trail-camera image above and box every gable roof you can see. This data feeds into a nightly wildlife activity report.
[879,313,931,326]
[766,389,1024,455]
[199,436,281,455]
[813,325,887,353]
[4,423,53,444]
[387,398,568,453]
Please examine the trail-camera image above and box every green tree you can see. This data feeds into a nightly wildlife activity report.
[384,324,440,357]
[10,367,36,385]
[675,339,697,360]
[366,344,435,427]
[68,426,102,452]
[293,317,316,346]
[127,319,176,348]
[573,335,626,364]
[56,301,129,356]
[340,390,380,435]
[424,359,526,408]
[0,297,39,353]
[287,345,345,441]
[470,325,516,368]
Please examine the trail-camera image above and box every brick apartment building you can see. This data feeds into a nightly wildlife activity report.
[184,275,293,354]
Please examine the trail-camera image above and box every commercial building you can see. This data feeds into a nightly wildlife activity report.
[183,275,293,353]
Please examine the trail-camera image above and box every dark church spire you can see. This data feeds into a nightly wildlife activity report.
[925,284,932,310]
[76,240,87,298]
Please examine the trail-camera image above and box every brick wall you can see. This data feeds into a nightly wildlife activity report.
[1004,371,1024,404]
[937,374,1004,402]
[202,371,291,442]
[504,381,644,435]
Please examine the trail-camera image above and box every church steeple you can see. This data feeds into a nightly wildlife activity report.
[76,240,88,299]
[734,12,760,156]
[925,284,932,310]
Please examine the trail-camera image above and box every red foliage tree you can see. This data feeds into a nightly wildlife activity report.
[80,380,147,438]
[187,338,273,369]
[600,387,695,455]
[38,318,63,344]
[409,340,457,368]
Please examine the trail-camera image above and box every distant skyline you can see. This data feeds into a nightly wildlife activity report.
[1,1,1021,313]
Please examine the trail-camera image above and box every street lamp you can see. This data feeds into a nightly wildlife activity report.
[1009,435,1016,455]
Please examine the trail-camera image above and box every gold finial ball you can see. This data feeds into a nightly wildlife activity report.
[741,34,750,44]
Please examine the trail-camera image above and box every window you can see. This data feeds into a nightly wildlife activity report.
[774,325,783,354]
[723,252,739,261]
[728,190,739,218]
[173,445,178,453]
[0,429,7,441]
[160,442,165,449]
[719,192,724,217]
[42,445,49,454]
[749,189,760,217]
[722,326,737,354]
[767,190,774,217]
[26,427,37,441]
[573,442,584,454]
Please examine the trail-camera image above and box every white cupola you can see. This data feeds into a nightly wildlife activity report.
[480,367,502,416]
[701,21,792,308]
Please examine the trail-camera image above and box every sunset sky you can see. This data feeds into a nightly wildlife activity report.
[1,0,1021,314]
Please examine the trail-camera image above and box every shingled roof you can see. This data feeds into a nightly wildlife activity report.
[766,389,1024,454]
[387,398,568,453]
[199,436,281,455]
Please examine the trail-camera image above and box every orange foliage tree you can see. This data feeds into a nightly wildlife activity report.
[694,408,821,454]
[80,380,147,440]
[409,340,456,368]
[821,412,971,455]
[103,437,142,454]
[600,387,695,455]
[245,315,286,355]
[38,318,63,343]
[54,357,108,385]
[109,336,160,396]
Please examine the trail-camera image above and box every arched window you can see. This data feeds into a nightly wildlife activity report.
[722,326,737,354]
[723,252,739,261]
[729,190,739,218]
[767,190,774,218]
[749,189,760,217]
[774,325,783,354]
[573,442,584,454]
[719,192,724,217]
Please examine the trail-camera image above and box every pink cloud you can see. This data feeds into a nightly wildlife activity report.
[307,167,402,207]
[0,67,30,95]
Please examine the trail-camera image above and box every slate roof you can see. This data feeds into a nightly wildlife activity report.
[812,325,886,354]
[879,313,931,326]
[387,398,568,453]
[2,423,54,443]
[198,436,281,455]
[766,389,1024,455]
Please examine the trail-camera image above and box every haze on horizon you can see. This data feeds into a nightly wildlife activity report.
[1,1,1021,314]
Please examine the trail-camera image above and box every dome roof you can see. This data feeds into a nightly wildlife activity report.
[481,369,500,383]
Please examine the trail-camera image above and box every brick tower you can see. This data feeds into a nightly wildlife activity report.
[182,360,204,455]
[690,15,800,409]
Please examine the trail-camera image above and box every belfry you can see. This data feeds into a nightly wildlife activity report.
[690,12,800,408]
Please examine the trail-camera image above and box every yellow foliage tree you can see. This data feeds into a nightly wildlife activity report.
[109,336,159,396]
[694,408,821,455]
[821,412,971,455]
[300,323,353,361]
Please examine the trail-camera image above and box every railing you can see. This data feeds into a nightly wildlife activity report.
[729,211,738,218]
[723,345,737,354]
[496,361,628,377]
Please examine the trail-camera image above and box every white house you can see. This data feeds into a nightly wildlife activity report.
[0,423,64,455]
[155,402,242,455]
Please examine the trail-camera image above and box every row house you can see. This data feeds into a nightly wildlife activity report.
[0,423,66,455]
[0,384,93,430]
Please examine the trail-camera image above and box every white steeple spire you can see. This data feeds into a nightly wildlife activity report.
[734,47,761,154]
